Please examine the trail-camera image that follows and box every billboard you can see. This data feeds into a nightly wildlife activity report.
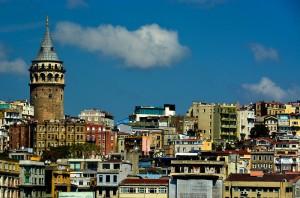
[58,192,95,198]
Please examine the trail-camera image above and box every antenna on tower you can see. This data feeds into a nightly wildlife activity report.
[46,16,49,28]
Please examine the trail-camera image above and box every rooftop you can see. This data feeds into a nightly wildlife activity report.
[120,178,169,186]
[226,173,300,182]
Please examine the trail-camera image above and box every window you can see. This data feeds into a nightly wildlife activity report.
[113,164,120,169]
[121,187,129,193]
[138,188,145,193]
[79,180,83,185]
[149,188,156,193]
[129,188,135,193]
[98,175,103,183]
[106,175,110,182]
[113,175,117,183]
[103,164,110,169]
[158,187,167,193]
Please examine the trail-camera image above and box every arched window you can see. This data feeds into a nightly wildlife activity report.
[34,74,38,82]
[55,74,59,82]
[40,73,46,81]
[47,73,53,81]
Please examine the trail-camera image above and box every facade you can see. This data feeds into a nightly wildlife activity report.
[96,160,132,198]
[129,104,175,122]
[35,118,86,155]
[0,109,22,128]
[79,109,114,128]
[10,101,34,120]
[237,107,255,140]
[186,102,215,139]
[255,101,285,117]
[0,128,9,153]
[250,151,274,173]
[217,104,238,141]
[169,152,226,198]
[50,163,71,198]
[68,158,101,192]
[172,139,201,155]
[119,177,169,198]
[274,141,299,173]
[289,114,300,135]
[70,170,97,191]
[224,173,300,198]
[277,114,291,135]
[264,115,278,134]
[86,123,116,156]
[0,159,19,198]
[19,160,45,198]
[29,17,65,122]
[187,102,238,141]
[9,122,35,151]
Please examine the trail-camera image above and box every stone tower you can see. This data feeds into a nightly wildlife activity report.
[29,17,65,122]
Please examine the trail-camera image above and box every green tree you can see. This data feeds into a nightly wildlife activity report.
[249,124,270,139]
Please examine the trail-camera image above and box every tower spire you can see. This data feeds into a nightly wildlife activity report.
[34,16,60,61]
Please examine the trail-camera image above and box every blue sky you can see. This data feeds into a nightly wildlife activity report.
[0,0,299,120]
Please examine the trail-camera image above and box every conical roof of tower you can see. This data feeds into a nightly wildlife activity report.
[34,17,60,61]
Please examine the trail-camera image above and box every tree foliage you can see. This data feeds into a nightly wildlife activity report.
[41,143,101,162]
[249,124,270,139]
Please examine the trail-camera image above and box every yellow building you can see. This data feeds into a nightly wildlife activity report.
[119,177,169,198]
[223,172,300,198]
[285,104,296,114]
[289,114,300,135]
[36,118,86,155]
[0,159,19,198]
[200,139,212,151]
[49,163,71,198]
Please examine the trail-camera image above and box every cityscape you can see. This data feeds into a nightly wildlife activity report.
[0,1,300,198]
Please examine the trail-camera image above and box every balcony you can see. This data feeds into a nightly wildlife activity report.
[221,117,236,121]
[221,125,237,128]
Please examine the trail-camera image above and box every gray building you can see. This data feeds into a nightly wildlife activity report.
[97,159,132,198]
[19,160,45,198]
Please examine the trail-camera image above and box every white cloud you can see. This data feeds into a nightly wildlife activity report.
[66,0,87,9]
[242,77,294,101]
[242,77,300,101]
[0,44,27,74]
[54,21,188,69]
[250,43,279,62]
[0,59,27,74]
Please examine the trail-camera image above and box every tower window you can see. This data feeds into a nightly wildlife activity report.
[47,73,53,81]
[49,94,52,99]
[40,73,45,81]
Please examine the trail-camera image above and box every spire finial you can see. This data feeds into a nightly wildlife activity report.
[46,16,49,28]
